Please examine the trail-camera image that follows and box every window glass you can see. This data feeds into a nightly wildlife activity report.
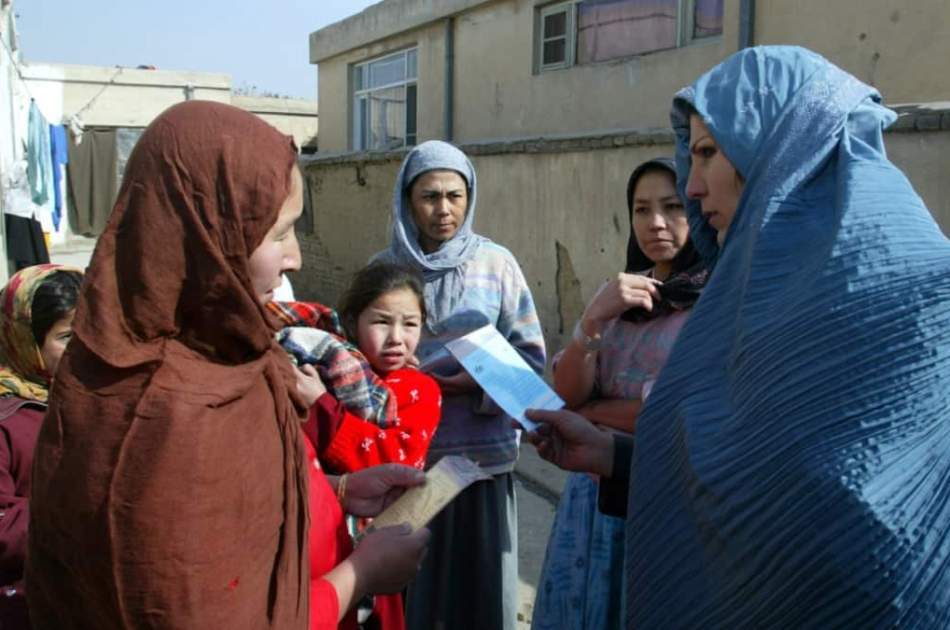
[543,39,567,65]
[353,49,417,150]
[405,84,418,146]
[367,86,406,151]
[407,49,418,79]
[576,0,677,63]
[544,10,567,37]
[352,96,370,150]
[693,0,723,38]
[368,54,406,89]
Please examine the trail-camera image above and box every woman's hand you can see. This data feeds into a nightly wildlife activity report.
[350,524,431,595]
[581,273,661,336]
[522,409,615,477]
[322,523,430,616]
[342,464,426,517]
[432,370,480,396]
[295,364,326,408]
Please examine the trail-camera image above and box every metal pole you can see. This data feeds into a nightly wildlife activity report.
[739,0,756,49]
[443,17,454,142]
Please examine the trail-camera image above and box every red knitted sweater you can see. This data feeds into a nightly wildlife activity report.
[318,367,442,472]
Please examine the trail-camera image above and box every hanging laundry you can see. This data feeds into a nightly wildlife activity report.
[1,160,35,219]
[66,127,143,237]
[26,101,51,206]
[49,124,68,232]
[66,127,116,236]
[4,214,50,272]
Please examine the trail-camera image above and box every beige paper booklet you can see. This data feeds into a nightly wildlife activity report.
[365,455,490,534]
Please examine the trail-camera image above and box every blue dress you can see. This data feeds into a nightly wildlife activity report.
[626,46,950,628]
[532,311,688,630]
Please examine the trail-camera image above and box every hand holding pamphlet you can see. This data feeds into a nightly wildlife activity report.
[443,324,563,432]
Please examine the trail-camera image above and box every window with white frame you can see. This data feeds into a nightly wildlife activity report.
[537,0,723,71]
[540,2,576,70]
[352,48,418,151]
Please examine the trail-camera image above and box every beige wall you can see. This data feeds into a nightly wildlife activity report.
[890,131,950,230]
[296,128,950,355]
[451,0,736,141]
[756,1,950,104]
[314,0,736,151]
[232,95,320,150]
[22,63,231,128]
[312,0,950,151]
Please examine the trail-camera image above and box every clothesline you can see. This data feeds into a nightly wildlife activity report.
[0,27,123,129]
[0,27,40,110]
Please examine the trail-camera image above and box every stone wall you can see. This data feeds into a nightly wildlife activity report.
[295,104,950,354]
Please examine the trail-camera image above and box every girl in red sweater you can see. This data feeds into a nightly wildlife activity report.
[299,263,441,630]
[313,263,441,473]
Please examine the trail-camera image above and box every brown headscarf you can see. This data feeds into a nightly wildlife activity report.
[26,101,309,629]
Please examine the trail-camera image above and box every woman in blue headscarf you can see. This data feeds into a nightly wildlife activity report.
[375,140,546,630]
[526,46,950,628]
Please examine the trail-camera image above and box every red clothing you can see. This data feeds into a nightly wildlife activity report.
[303,435,358,630]
[306,367,441,630]
[0,396,44,630]
[318,368,442,473]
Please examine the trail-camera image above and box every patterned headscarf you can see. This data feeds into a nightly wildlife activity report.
[268,300,397,426]
[0,264,81,401]
[376,140,487,327]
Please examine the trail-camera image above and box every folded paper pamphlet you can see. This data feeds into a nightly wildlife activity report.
[366,455,491,534]
[445,324,564,432]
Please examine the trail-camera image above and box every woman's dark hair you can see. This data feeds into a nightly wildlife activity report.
[31,270,83,347]
[338,263,426,339]
[625,158,701,275]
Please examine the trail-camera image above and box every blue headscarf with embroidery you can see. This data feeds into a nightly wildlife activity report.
[625,46,950,628]
[377,140,486,329]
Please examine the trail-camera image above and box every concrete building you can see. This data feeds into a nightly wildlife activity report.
[21,62,232,129]
[301,0,950,352]
[20,63,319,151]
[232,95,319,151]
[11,62,320,269]
[310,0,950,151]
[0,0,320,275]
[0,0,21,279]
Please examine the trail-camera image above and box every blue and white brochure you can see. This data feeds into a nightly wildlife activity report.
[444,324,563,432]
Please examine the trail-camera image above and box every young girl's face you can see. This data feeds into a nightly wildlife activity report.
[356,287,424,374]
[40,308,75,378]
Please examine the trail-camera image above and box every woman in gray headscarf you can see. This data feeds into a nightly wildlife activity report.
[375,140,545,630]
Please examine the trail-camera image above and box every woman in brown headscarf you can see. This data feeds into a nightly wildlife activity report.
[25,101,427,629]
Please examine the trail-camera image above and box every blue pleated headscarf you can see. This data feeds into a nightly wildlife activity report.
[625,46,950,628]
[376,140,486,329]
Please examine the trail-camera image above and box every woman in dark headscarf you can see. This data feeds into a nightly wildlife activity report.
[26,101,427,630]
[0,264,82,629]
[526,46,950,628]
[531,158,705,630]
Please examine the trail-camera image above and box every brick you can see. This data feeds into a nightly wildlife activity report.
[890,113,916,132]
[916,113,941,131]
